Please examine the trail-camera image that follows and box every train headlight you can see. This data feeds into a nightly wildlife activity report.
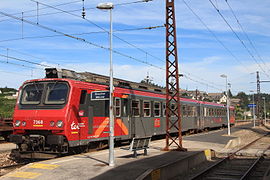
[22,121,26,127]
[56,120,63,128]
[15,120,21,127]
[50,121,55,127]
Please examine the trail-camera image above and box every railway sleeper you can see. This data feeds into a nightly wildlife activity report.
[211,171,244,176]
[203,176,240,180]
[212,169,248,175]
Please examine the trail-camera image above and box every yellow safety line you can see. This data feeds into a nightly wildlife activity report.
[29,163,59,170]
[7,172,41,179]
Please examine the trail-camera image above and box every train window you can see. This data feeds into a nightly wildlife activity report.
[188,106,193,117]
[143,101,151,117]
[209,108,213,116]
[21,83,44,105]
[114,98,121,117]
[154,102,161,117]
[170,103,176,117]
[182,105,187,117]
[204,108,208,116]
[163,103,166,117]
[79,90,87,104]
[122,99,128,117]
[131,100,140,117]
[192,106,197,117]
[45,82,68,104]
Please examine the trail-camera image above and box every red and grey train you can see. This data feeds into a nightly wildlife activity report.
[10,68,235,157]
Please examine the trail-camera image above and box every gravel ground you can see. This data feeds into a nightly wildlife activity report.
[0,152,18,176]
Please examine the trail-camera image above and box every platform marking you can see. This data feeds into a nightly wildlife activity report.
[7,172,41,179]
[29,163,59,170]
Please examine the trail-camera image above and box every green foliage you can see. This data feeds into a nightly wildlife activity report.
[235,92,249,110]
[0,87,17,93]
[0,87,17,117]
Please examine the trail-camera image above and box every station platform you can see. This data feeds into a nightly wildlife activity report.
[2,122,268,180]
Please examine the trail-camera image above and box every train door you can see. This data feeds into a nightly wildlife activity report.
[119,98,130,138]
[199,104,204,129]
[78,90,93,140]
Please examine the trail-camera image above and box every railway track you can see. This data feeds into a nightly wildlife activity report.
[191,133,270,180]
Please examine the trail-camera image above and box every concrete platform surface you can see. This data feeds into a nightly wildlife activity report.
[1,122,266,180]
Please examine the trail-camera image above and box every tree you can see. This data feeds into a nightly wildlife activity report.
[236,92,249,110]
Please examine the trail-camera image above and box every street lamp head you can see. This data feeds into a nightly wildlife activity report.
[97,2,114,10]
[220,74,227,78]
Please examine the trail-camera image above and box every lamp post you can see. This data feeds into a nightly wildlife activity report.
[97,2,114,167]
[220,74,230,136]
[250,90,256,127]
[262,97,266,125]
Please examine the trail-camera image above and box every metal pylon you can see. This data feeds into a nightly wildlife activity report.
[256,71,263,125]
[164,0,185,151]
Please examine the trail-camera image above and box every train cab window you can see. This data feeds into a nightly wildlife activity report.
[131,100,140,117]
[154,102,161,117]
[45,82,68,104]
[21,83,44,105]
[114,98,121,117]
[143,101,151,117]
[79,90,87,104]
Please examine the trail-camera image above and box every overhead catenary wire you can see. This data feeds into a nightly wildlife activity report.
[0,10,223,92]
[30,0,166,64]
[224,0,270,71]
[208,0,270,78]
[0,46,45,61]
[0,54,51,68]
[182,0,250,73]
[0,59,43,70]
[0,1,227,92]
[29,1,225,90]
[0,11,165,71]
[0,0,82,23]
[0,25,165,43]
[0,0,151,23]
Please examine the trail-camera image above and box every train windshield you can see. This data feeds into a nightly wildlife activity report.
[20,81,69,106]
[21,83,44,105]
[44,83,68,104]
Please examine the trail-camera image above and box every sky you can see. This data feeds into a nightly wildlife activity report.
[0,0,270,95]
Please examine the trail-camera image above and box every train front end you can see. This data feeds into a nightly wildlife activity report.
[10,79,70,158]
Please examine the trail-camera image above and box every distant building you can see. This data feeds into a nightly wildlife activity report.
[207,93,227,103]
[4,91,18,100]
[230,98,241,106]
[0,90,2,94]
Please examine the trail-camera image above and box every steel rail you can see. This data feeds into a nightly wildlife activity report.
[239,143,270,180]
[190,132,270,180]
